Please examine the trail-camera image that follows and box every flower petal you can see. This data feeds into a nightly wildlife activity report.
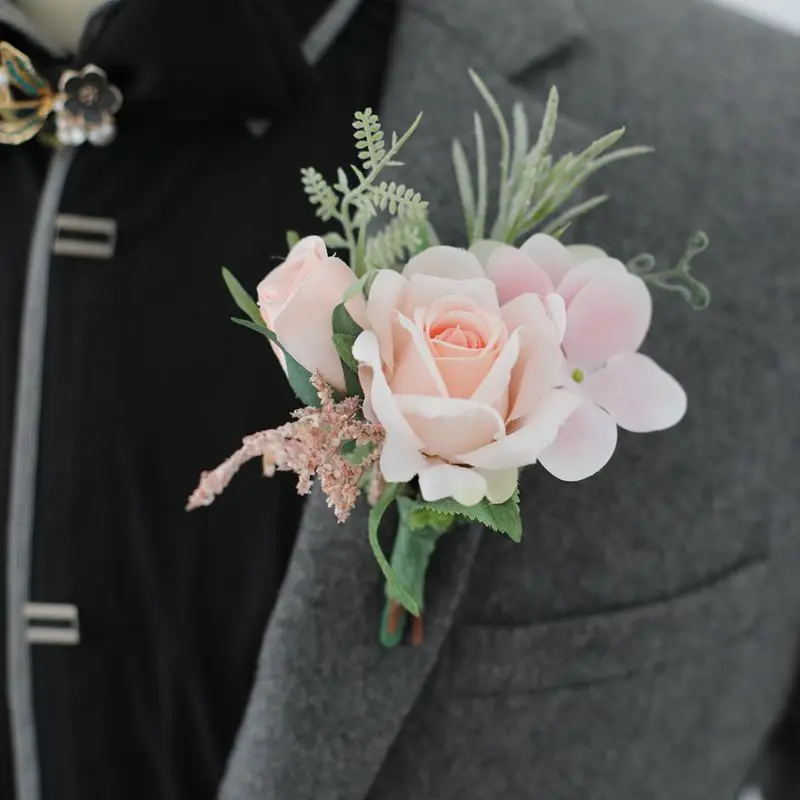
[470,329,520,409]
[567,243,607,264]
[556,257,627,306]
[583,352,687,433]
[380,437,429,483]
[352,331,424,448]
[392,311,449,396]
[477,467,519,504]
[395,394,507,457]
[501,294,563,420]
[404,274,500,315]
[458,388,580,470]
[270,256,365,391]
[486,244,555,305]
[469,239,505,267]
[520,233,575,287]
[538,398,618,481]
[562,272,652,371]
[366,269,408,373]
[403,246,485,280]
[418,463,488,506]
[543,293,566,342]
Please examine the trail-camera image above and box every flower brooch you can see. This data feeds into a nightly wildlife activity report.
[187,72,711,647]
[0,41,121,146]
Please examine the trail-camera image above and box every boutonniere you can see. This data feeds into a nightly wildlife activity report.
[187,72,710,647]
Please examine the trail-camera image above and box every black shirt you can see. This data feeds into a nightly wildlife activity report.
[0,1,398,797]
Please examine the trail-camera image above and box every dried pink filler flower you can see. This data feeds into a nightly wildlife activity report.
[186,373,384,522]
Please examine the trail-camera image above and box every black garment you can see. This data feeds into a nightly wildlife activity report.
[0,1,398,798]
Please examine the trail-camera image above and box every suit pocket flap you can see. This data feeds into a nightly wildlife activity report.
[444,559,766,695]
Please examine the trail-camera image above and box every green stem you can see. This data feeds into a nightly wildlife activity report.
[379,498,451,648]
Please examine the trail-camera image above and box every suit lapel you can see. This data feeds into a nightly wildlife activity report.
[221,3,592,799]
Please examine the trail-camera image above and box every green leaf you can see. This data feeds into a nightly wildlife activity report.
[231,317,271,337]
[473,111,489,242]
[332,302,363,338]
[368,485,419,615]
[412,490,523,543]
[230,313,319,407]
[332,333,358,372]
[452,138,476,243]
[342,440,374,465]
[284,354,320,408]
[227,306,320,407]
[323,231,349,249]
[332,303,364,396]
[469,70,512,232]
[541,194,609,236]
[285,230,300,249]
[511,101,529,176]
[221,267,262,325]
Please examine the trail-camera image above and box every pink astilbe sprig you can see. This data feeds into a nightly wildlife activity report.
[186,373,384,522]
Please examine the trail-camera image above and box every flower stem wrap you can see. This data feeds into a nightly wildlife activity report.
[379,497,454,648]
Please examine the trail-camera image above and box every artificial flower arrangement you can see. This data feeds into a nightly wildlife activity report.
[187,72,710,647]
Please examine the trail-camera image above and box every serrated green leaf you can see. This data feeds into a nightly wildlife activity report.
[285,230,300,249]
[368,485,418,615]
[412,490,522,543]
[222,267,262,325]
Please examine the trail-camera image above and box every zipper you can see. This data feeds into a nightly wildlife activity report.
[6,145,76,800]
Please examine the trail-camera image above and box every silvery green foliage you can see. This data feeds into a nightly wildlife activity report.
[453,70,653,245]
[300,109,428,276]
[364,216,424,271]
[627,231,711,310]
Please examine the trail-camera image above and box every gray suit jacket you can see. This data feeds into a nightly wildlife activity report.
[220,0,800,797]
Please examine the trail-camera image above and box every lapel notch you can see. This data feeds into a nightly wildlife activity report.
[417,0,588,76]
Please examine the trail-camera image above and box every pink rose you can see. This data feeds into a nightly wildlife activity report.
[353,246,580,506]
[486,233,687,481]
[257,235,366,392]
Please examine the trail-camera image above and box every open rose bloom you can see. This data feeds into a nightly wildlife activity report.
[191,232,686,516]
[353,234,686,505]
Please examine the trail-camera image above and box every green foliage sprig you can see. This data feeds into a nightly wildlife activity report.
[453,70,653,246]
[300,109,429,278]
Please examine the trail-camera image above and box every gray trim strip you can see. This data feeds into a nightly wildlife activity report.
[6,146,75,800]
[302,0,363,65]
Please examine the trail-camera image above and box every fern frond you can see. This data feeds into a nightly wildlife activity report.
[353,108,386,174]
[351,195,377,228]
[365,216,425,270]
[300,167,339,222]
[368,181,428,217]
